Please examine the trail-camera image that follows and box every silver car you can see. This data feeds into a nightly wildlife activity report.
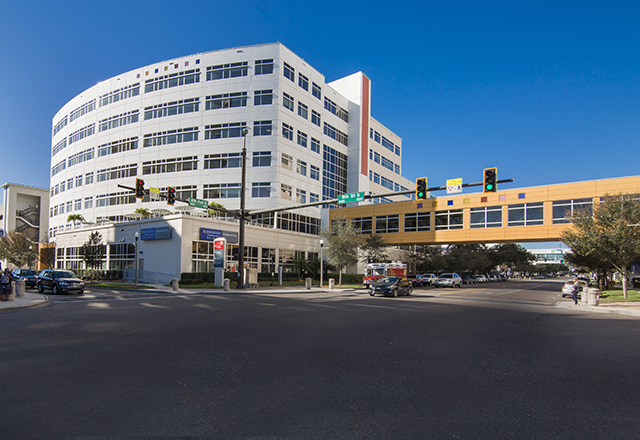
[434,273,463,288]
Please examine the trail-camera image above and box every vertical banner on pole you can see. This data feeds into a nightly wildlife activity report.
[214,238,226,287]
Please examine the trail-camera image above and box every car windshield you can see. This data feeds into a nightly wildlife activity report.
[53,271,76,278]
[20,270,38,276]
[439,274,454,279]
[377,277,399,284]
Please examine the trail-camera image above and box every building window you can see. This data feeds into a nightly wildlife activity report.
[99,83,140,107]
[310,193,319,203]
[297,160,307,176]
[281,184,293,200]
[324,122,348,146]
[297,130,307,148]
[53,116,68,137]
[253,151,271,167]
[252,182,271,197]
[203,183,240,199]
[282,123,293,141]
[97,164,137,182]
[508,202,544,227]
[253,120,272,136]
[298,101,308,119]
[204,153,241,169]
[205,122,247,139]
[69,124,95,144]
[298,73,309,91]
[311,110,321,127]
[311,137,320,153]
[84,197,93,209]
[255,59,274,75]
[206,62,248,80]
[470,206,503,228]
[69,99,96,122]
[98,137,138,157]
[144,98,199,120]
[324,97,349,122]
[142,156,198,174]
[296,189,307,204]
[552,198,593,224]
[52,138,67,157]
[85,172,94,185]
[310,164,320,181]
[322,144,348,202]
[205,92,247,109]
[281,153,293,171]
[435,209,464,230]
[67,147,94,168]
[283,92,294,111]
[283,62,295,82]
[405,212,431,232]
[312,82,322,100]
[145,69,200,92]
[375,215,400,234]
[254,89,273,105]
[143,128,198,147]
[353,217,373,235]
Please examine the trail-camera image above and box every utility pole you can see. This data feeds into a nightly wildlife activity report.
[237,128,249,288]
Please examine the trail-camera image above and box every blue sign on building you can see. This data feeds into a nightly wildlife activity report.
[141,226,172,240]
[199,228,238,243]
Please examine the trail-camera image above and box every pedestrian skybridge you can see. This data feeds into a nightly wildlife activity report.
[329,175,640,245]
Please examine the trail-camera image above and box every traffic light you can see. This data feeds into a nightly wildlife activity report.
[416,177,427,200]
[483,167,497,193]
[167,186,176,206]
[135,178,145,199]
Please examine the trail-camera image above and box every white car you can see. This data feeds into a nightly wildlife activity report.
[434,273,463,288]
[421,274,437,286]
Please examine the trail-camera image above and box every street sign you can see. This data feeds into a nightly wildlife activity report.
[189,197,209,209]
[338,192,365,204]
[446,178,463,194]
[149,187,160,201]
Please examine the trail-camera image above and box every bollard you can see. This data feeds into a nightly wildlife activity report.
[223,278,230,291]
[171,278,179,291]
[328,278,335,289]
[6,283,16,301]
[16,279,26,297]
[588,287,600,306]
[305,278,312,290]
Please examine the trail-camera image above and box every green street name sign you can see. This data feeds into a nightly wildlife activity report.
[189,198,209,209]
[338,192,365,204]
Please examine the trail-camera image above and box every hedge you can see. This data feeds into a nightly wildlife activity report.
[181,271,364,285]
[75,269,123,281]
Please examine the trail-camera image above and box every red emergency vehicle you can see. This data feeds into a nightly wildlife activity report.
[363,262,408,286]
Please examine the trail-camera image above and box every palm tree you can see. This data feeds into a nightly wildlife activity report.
[66,214,85,224]
[135,208,151,218]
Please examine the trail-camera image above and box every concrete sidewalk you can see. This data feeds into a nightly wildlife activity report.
[555,299,640,317]
[0,292,49,310]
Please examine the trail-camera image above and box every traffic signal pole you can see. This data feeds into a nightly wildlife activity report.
[237,129,249,289]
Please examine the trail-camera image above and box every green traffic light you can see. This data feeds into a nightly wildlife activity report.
[418,191,424,198]
[486,184,493,191]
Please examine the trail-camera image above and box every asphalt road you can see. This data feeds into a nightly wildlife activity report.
[2,280,640,439]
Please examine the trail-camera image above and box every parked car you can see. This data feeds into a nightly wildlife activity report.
[406,274,423,287]
[368,276,413,297]
[561,279,588,298]
[421,274,437,286]
[37,269,85,295]
[434,273,463,288]
[463,276,476,284]
[475,275,488,283]
[11,268,39,288]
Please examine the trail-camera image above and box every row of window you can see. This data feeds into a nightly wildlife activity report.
[350,199,593,233]
[370,128,400,156]
[370,149,400,174]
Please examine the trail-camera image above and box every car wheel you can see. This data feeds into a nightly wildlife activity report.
[369,291,375,297]
[407,286,413,296]
[37,283,45,293]
[393,288,398,298]
[78,289,84,295]
[52,284,60,295]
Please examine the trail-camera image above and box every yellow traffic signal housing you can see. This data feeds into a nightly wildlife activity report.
[135,178,145,199]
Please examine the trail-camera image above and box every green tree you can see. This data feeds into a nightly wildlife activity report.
[66,213,85,224]
[81,231,105,270]
[562,194,640,298]
[292,256,309,279]
[320,216,361,285]
[416,246,446,274]
[444,244,491,274]
[0,231,37,268]
[489,243,535,273]
[134,208,151,218]
[208,201,229,217]
[359,234,389,264]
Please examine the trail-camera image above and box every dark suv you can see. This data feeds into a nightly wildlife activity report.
[11,268,39,288]
[37,269,85,295]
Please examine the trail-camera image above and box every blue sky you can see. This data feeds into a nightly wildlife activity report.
[1,0,638,236]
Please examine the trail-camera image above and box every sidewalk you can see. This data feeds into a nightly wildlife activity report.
[0,292,49,310]
[555,299,640,317]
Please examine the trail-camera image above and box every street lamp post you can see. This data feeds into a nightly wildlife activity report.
[237,128,249,289]
[319,238,325,288]
[134,232,139,287]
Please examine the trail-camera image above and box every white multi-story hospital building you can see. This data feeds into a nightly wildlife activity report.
[49,43,413,278]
